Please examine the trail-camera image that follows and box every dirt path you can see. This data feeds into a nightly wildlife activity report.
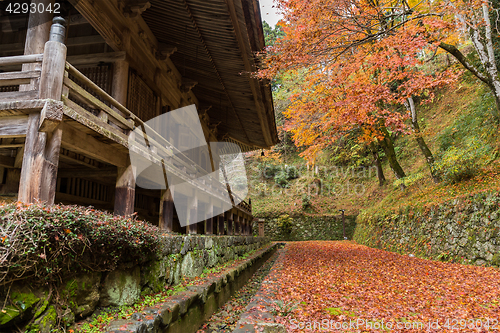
[261,241,500,332]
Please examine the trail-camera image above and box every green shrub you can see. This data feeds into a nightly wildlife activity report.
[285,165,299,180]
[0,203,161,287]
[434,138,490,183]
[274,170,289,187]
[301,194,311,210]
[259,163,281,179]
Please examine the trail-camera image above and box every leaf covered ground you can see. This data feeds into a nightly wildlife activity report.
[264,241,500,332]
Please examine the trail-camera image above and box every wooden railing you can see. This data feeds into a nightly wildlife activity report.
[62,62,249,212]
[0,54,43,102]
[0,51,252,216]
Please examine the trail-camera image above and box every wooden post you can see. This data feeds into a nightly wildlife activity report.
[234,214,240,236]
[188,192,198,234]
[111,60,129,117]
[242,217,247,235]
[114,162,136,216]
[20,0,53,92]
[249,218,253,236]
[218,214,225,235]
[196,220,205,234]
[18,17,66,205]
[226,211,233,235]
[206,217,213,235]
[112,56,135,216]
[205,203,214,234]
[159,189,174,232]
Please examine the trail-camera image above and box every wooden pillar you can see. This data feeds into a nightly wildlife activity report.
[234,214,240,235]
[205,203,214,235]
[226,211,233,235]
[206,217,213,235]
[114,162,136,216]
[188,192,198,234]
[112,58,135,216]
[20,0,53,91]
[159,189,174,232]
[218,214,225,235]
[196,221,205,234]
[249,218,253,236]
[242,217,247,235]
[111,60,129,117]
[18,16,66,205]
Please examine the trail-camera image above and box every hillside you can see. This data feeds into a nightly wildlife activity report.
[247,73,500,220]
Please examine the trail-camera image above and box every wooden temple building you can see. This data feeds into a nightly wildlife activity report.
[0,0,277,235]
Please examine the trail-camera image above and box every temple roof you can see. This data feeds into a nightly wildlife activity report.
[142,0,278,150]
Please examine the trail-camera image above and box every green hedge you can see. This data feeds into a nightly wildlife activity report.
[0,203,161,287]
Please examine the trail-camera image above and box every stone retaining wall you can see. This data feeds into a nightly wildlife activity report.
[106,243,277,333]
[353,191,500,266]
[0,235,268,332]
[257,213,356,241]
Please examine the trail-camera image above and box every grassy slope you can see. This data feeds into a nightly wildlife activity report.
[249,75,500,219]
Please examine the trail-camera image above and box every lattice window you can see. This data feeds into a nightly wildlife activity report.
[127,70,156,122]
[68,64,113,116]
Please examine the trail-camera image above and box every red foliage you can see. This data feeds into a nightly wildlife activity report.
[268,242,500,332]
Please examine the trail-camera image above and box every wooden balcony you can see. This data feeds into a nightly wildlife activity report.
[0,30,252,234]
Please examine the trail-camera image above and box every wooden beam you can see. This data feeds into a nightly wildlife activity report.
[60,123,128,167]
[0,138,25,149]
[58,149,101,169]
[0,70,41,87]
[0,36,105,54]
[55,192,113,209]
[58,167,117,179]
[218,214,225,235]
[0,90,39,103]
[187,190,198,234]
[14,146,24,168]
[156,44,177,60]
[67,52,127,66]
[0,155,15,168]
[39,100,63,132]
[69,0,198,109]
[0,14,88,33]
[0,116,29,138]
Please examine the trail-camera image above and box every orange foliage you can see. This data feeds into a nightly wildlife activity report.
[259,0,461,162]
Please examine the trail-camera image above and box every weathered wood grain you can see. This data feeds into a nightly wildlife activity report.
[0,70,41,87]
[60,123,128,167]
[0,116,29,138]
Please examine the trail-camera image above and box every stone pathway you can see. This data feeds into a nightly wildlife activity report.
[196,247,281,332]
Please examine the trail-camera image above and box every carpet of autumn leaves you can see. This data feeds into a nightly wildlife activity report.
[270,241,500,332]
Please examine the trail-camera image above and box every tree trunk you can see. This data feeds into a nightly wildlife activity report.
[405,97,441,183]
[369,142,386,186]
[378,126,406,189]
[438,4,500,120]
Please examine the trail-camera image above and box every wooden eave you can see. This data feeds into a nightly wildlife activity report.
[142,0,278,149]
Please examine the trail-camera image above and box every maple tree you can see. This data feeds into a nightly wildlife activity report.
[259,0,458,185]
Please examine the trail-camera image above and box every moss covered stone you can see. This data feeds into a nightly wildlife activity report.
[100,267,141,307]
[26,305,57,333]
[59,272,101,318]
[0,288,40,327]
